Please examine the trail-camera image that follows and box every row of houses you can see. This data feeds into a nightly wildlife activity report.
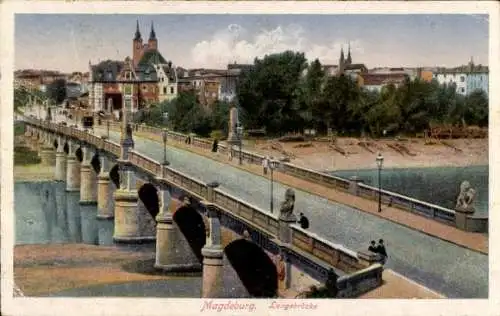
[14,69,89,91]
[85,21,253,113]
[15,21,488,115]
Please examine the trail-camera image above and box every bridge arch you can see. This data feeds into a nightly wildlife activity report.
[90,153,101,173]
[63,143,69,155]
[109,164,120,188]
[173,202,206,263]
[224,239,278,298]
[138,183,160,219]
[75,147,83,162]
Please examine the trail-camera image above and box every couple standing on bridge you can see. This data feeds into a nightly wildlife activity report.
[368,239,388,264]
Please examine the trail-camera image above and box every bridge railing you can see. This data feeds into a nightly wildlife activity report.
[356,183,456,225]
[162,164,209,200]
[25,118,384,297]
[127,121,459,226]
[103,140,121,157]
[213,189,280,236]
[290,224,364,273]
[128,150,163,176]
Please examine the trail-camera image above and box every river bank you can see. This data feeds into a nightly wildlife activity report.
[244,137,488,171]
[14,165,55,182]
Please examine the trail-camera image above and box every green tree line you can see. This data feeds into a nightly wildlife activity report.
[237,50,488,137]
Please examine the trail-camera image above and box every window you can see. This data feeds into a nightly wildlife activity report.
[142,85,148,92]
[460,76,465,82]
[163,87,167,94]
[170,87,174,94]
[460,87,465,93]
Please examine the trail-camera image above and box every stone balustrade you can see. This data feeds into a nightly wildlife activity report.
[102,120,487,232]
[24,116,385,297]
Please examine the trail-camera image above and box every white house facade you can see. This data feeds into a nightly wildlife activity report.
[156,63,178,102]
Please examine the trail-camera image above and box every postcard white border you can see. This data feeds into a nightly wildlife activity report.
[1,1,499,316]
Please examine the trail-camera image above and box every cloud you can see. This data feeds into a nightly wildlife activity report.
[190,24,364,68]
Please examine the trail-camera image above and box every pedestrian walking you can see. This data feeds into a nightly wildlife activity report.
[298,212,309,229]
[368,240,377,253]
[212,139,218,153]
[228,146,233,161]
[376,239,388,264]
[262,156,269,175]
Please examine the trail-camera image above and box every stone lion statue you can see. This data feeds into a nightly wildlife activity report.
[279,188,296,220]
[456,181,477,212]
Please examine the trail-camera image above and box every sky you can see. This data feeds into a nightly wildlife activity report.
[14,14,489,73]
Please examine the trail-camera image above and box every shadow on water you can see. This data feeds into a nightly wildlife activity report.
[15,181,116,246]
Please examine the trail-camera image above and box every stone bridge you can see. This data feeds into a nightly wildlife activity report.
[22,118,383,298]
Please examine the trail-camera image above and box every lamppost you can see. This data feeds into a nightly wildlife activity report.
[376,152,384,213]
[106,120,110,138]
[269,159,280,213]
[162,128,169,166]
[237,124,243,165]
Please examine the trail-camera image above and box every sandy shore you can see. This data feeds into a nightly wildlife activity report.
[14,164,55,181]
[243,137,488,171]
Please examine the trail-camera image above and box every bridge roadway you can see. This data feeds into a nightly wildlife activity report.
[100,129,486,298]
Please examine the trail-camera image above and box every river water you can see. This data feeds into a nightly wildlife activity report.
[331,165,489,216]
[14,181,249,298]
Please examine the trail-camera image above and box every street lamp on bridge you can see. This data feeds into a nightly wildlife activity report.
[106,120,110,139]
[269,159,281,214]
[237,124,243,165]
[376,152,384,213]
[162,128,170,166]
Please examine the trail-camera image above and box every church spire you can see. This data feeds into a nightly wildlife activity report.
[340,46,345,64]
[346,42,352,65]
[134,20,142,41]
[149,21,157,41]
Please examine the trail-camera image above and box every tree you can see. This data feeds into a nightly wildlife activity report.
[294,59,325,131]
[14,87,29,112]
[237,50,308,134]
[45,79,67,105]
[464,90,488,127]
[210,100,231,135]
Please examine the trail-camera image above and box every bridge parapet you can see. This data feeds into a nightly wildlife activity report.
[111,121,473,229]
[24,117,384,297]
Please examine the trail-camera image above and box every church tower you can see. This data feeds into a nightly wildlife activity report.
[346,43,352,65]
[339,46,345,74]
[148,21,158,51]
[133,20,144,67]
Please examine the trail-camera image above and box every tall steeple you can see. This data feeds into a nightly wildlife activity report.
[134,20,142,41]
[346,42,352,65]
[149,21,157,41]
[148,21,158,50]
[339,46,345,74]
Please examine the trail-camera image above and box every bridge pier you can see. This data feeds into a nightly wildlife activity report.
[97,155,113,219]
[28,129,38,152]
[201,201,224,298]
[155,188,201,272]
[40,132,55,166]
[113,163,155,243]
[66,141,81,192]
[55,136,67,181]
[79,145,98,205]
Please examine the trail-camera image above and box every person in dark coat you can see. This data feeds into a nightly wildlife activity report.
[368,240,377,253]
[325,268,339,298]
[298,212,309,229]
[212,139,218,153]
[376,239,388,264]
